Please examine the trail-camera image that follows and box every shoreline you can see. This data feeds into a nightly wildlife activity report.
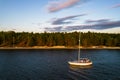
[0,46,120,49]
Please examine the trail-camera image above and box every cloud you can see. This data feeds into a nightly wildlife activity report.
[45,26,63,32]
[51,14,86,25]
[66,20,120,30]
[47,0,88,12]
[45,20,120,32]
[111,3,120,8]
[85,19,110,23]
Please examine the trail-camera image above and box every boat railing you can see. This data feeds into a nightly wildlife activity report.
[78,58,91,63]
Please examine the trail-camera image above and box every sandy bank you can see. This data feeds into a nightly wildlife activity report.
[0,46,120,49]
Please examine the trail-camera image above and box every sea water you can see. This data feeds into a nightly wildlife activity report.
[0,49,120,80]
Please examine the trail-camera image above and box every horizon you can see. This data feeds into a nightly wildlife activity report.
[0,0,120,33]
[1,30,120,34]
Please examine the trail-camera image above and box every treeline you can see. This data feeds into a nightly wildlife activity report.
[0,31,120,47]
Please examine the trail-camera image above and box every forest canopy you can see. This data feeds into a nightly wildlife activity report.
[0,31,120,47]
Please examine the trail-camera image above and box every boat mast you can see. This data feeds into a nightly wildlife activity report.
[78,32,80,61]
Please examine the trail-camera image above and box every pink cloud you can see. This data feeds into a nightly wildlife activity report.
[111,3,120,8]
[47,0,80,12]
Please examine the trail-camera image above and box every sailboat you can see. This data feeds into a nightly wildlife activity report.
[68,32,92,66]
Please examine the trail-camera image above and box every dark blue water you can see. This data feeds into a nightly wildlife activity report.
[0,49,120,80]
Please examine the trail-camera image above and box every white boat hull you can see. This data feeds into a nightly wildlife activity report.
[68,61,92,66]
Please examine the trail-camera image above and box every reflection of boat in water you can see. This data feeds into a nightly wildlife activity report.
[68,32,92,67]
[68,64,92,80]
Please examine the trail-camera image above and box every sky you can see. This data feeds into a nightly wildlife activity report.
[0,0,120,33]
